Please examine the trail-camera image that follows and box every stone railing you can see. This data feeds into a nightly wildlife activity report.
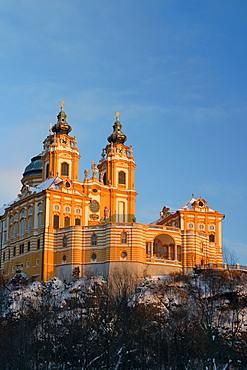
[198,263,247,272]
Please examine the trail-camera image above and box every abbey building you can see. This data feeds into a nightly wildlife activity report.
[0,103,224,282]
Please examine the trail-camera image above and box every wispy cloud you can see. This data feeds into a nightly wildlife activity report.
[195,182,247,199]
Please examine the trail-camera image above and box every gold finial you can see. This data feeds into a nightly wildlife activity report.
[60,101,65,110]
[192,193,195,197]
[115,111,120,120]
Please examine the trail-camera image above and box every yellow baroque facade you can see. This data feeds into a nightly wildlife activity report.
[0,104,224,282]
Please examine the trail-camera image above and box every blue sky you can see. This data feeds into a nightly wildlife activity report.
[0,1,246,264]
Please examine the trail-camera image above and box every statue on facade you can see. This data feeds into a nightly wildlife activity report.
[104,206,110,220]
[91,163,99,178]
[84,169,90,180]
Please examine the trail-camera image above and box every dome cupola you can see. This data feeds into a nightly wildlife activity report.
[52,101,72,135]
[22,154,42,178]
[107,112,127,144]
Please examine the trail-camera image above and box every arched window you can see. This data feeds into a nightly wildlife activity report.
[20,219,26,235]
[20,209,26,236]
[63,236,67,248]
[14,222,18,237]
[37,203,43,230]
[38,213,42,230]
[64,216,70,227]
[61,162,69,176]
[62,255,67,263]
[103,173,107,185]
[153,234,176,260]
[118,171,126,185]
[121,232,127,243]
[91,233,97,246]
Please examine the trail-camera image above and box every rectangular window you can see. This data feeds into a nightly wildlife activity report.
[61,162,69,176]
[38,214,42,229]
[64,216,70,227]
[53,215,59,229]
[209,234,215,243]
[27,241,31,251]
[118,171,126,185]
[19,244,24,254]
[121,232,127,243]
[75,218,81,226]
[91,234,97,246]
[37,239,40,250]
[13,246,16,256]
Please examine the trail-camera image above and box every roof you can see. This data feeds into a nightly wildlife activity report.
[177,197,197,210]
[22,154,42,178]
[178,197,215,212]
[0,177,63,217]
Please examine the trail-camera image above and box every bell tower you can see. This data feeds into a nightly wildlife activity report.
[41,102,80,181]
[98,113,137,222]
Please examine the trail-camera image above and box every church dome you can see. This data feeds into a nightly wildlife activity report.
[107,113,127,144]
[22,154,43,178]
[52,102,72,135]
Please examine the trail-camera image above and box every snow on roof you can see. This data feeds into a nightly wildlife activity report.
[177,197,215,212]
[178,197,197,210]
[31,176,63,193]
[0,177,63,217]
[0,197,19,217]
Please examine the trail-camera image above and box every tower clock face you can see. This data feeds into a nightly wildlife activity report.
[116,147,126,156]
[60,137,69,146]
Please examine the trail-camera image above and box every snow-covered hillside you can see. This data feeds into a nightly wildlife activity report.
[0,270,247,369]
